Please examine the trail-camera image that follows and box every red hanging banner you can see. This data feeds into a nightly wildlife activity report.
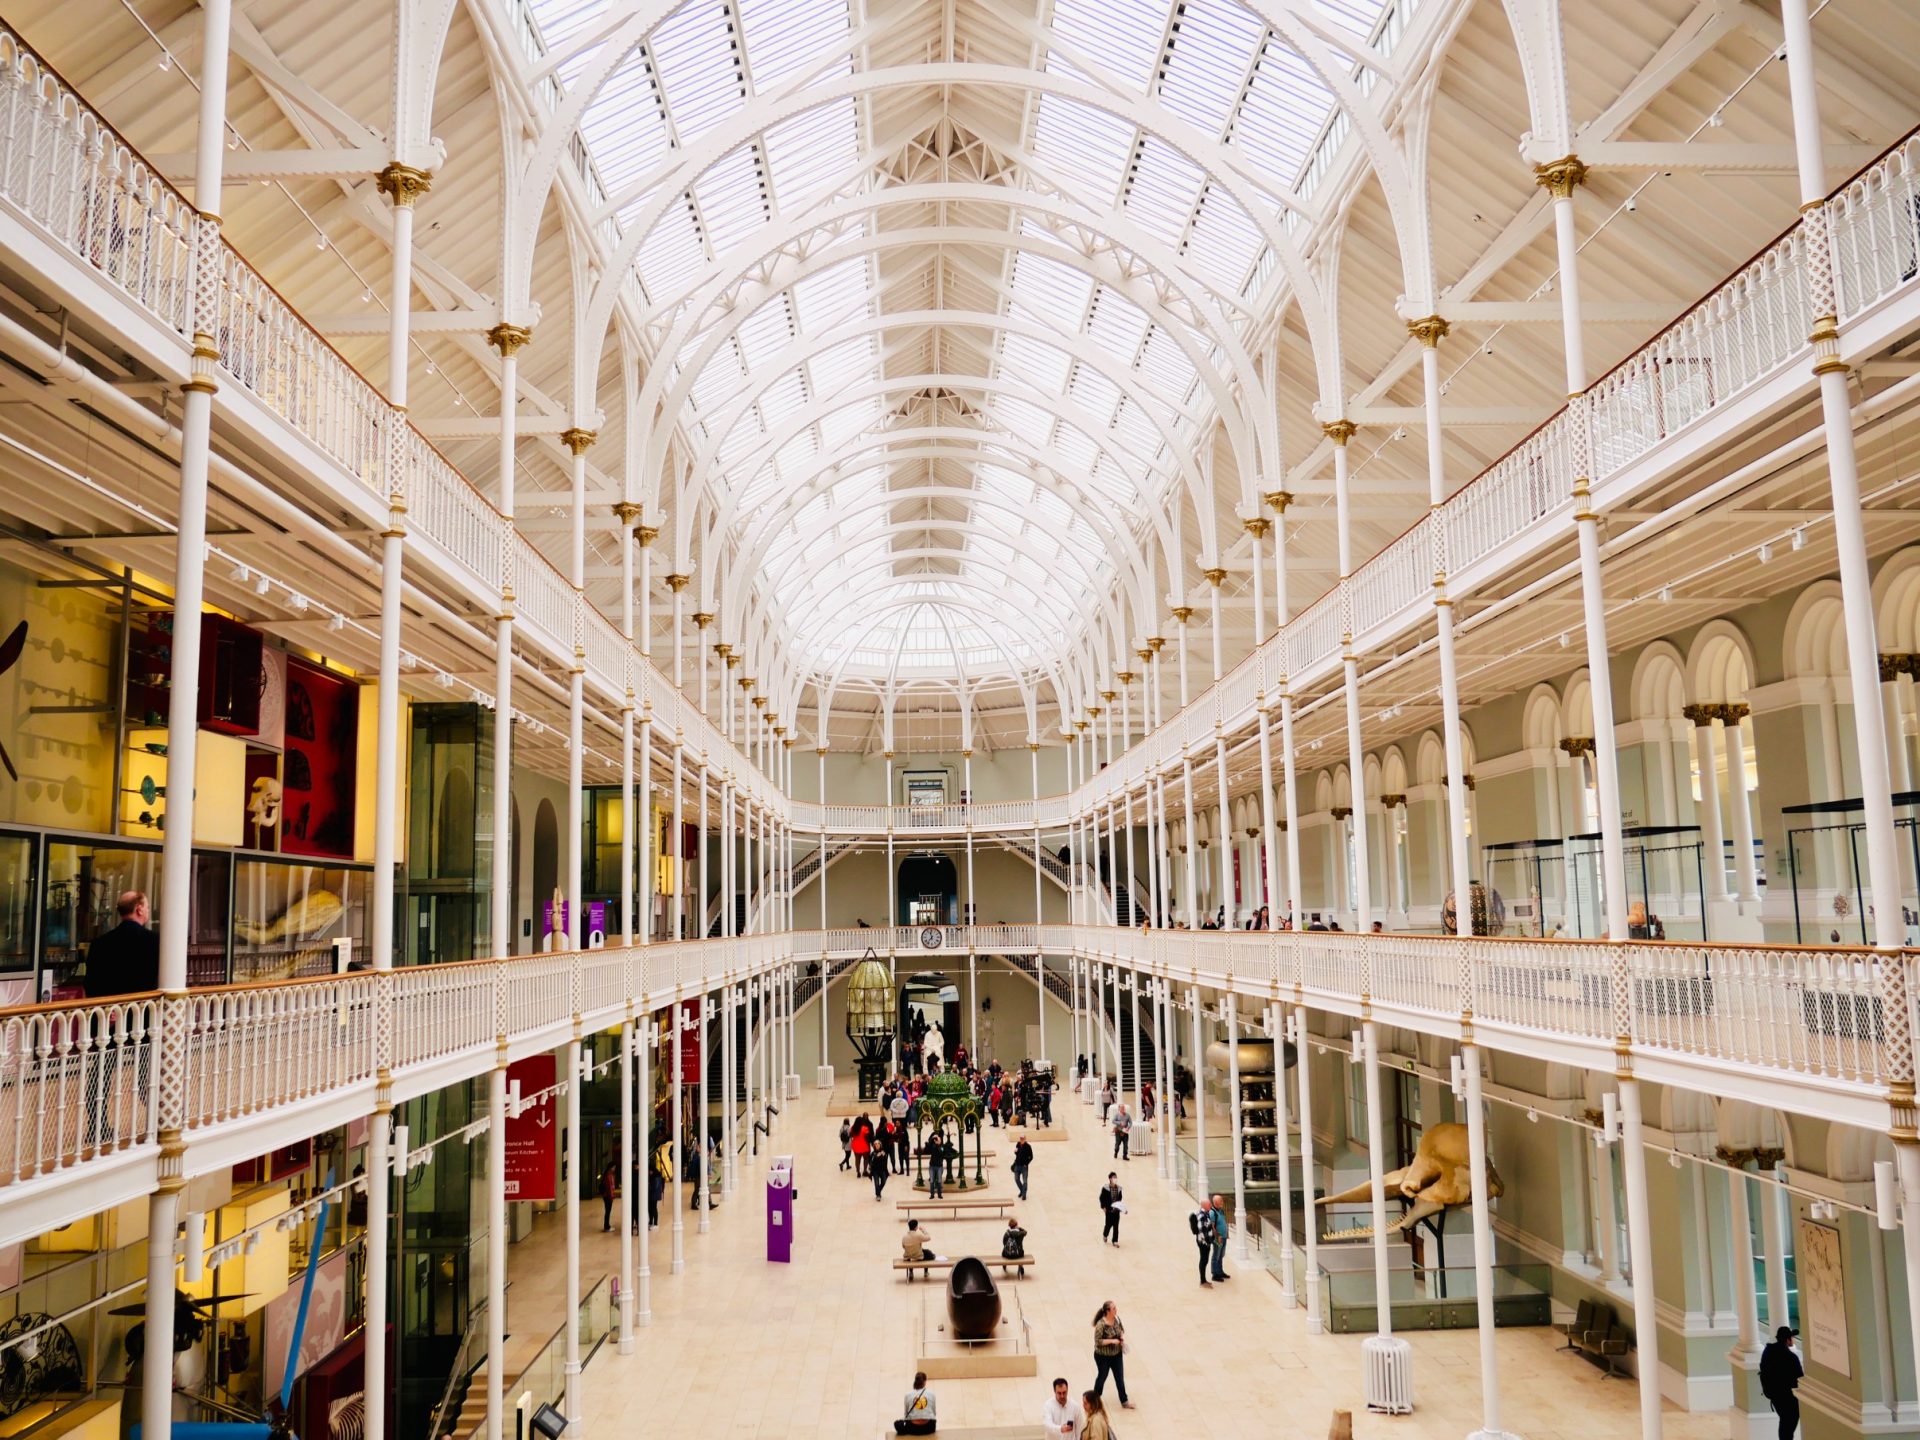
[677,998,703,1084]
[503,1053,558,1202]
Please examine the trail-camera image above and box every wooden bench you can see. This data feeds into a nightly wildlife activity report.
[897,1196,1015,1220]
[894,1253,1035,1280]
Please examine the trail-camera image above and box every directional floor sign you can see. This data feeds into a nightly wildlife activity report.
[504,1053,558,1202]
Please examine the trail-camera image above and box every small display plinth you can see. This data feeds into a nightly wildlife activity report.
[916,1347,1038,1380]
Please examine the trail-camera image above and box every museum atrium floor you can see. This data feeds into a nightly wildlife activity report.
[2,0,1920,1435]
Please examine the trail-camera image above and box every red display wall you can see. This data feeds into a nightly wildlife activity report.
[282,658,359,858]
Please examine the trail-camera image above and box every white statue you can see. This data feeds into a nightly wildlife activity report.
[247,776,281,841]
[923,1022,945,1069]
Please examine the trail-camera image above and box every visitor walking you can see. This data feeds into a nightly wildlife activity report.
[870,1140,892,1201]
[1760,1326,1802,1440]
[1081,1392,1113,1440]
[1042,1377,1082,1437]
[1110,1100,1131,1161]
[1190,1197,1215,1287]
[1098,1172,1123,1245]
[894,1371,937,1436]
[852,1114,873,1177]
[1011,1135,1034,1200]
[1090,1301,1133,1409]
[839,1117,853,1170]
[1209,1193,1232,1280]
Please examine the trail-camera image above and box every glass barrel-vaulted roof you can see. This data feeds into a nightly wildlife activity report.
[523,0,1408,684]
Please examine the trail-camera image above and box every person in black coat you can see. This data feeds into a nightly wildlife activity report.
[1759,1326,1803,1440]
[85,892,159,996]
[1098,1173,1123,1245]
[870,1141,892,1201]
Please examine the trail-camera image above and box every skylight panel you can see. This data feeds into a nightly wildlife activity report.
[1123,137,1207,249]
[1182,183,1265,292]
[1084,287,1152,360]
[988,396,1057,449]
[819,396,880,449]
[693,145,771,259]
[757,369,810,431]
[735,293,797,369]
[997,333,1073,395]
[687,335,746,415]
[1156,0,1266,137]
[1111,396,1168,464]
[792,253,874,332]
[635,196,708,304]
[649,0,747,145]
[739,0,852,88]
[763,101,860,213]
[1030,97,1136,208]
[810,334,878,397]
[1051,425,1098,477]
[1233,37,1333,186]
[1135,326,1200,409]
[1046,0,1166,90]
[1005,252,1094,331]
[1067,363,1123,423]
[577,52,671,196]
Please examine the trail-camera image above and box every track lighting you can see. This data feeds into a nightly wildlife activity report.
[1758,542,1773,564]
[288,593,308,614]
[1659,585,1671,604]
[1624,196,1638,213]
[316,234,329,251]
[1707,111,1724,128]
[157,52,172,71]
[1558,632,1569,648]
[254,574,271,596]
[1791,527,1806,551]
[328,611,347,633]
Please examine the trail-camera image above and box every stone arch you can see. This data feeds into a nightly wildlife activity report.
[1415,731,1445,787]
[1630,642,1689,721]
[1561,670,1595,737]
[1687,620,1758,702]
[1783,581,1849,679]
[1522,683,1564,750]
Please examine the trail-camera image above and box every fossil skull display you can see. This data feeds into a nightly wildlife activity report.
[1316,1120,1502,1240]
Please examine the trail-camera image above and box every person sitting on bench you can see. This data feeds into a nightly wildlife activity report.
[894,1371,937,1435]
[1001,1215,1028,1260]
[902,1219,938,1265]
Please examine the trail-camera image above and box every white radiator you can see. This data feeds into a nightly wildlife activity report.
[1363,1335,1413,1414]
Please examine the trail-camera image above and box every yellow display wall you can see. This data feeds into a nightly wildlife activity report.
[0,558,118,833]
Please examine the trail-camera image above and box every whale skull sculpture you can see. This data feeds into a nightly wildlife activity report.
[1315,1121,1502,1240]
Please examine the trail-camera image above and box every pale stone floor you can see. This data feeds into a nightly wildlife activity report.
[501,1089,1728,1440]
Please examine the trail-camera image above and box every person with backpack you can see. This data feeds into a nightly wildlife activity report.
[1001,1215,1028,1261]
[1189,1197,1216,1287]
[893,1370,937,1436]
[1759,1326,1803,1439]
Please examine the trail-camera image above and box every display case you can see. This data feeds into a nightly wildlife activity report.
[1480,838,1567,937]
[1566,825,1707,940]
[405,703,494,965]
[1783,792,1920,945]
[0,829,37,1003]
[232,856,370,982]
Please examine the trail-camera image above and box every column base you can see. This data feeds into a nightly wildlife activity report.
[786,1073,801,1099]
[671,1259,685,1275]
[816,1065,836,1089]
[1466,1430,1523,1440]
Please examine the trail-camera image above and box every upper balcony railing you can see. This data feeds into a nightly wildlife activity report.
[1,923,1908,1240]
[1069,129,1920,817]
[0,25,780,817]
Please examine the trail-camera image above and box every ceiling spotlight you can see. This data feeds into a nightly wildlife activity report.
[226,130,239,150]
[437,670,455,688]
[1791,527,1806,551]
[1624,195,1638,213]
[1558,632,1569,648]
[156,52,172,71]
[288,593,308,614]
[328,612,346,633]
[229,561,249,583]
[316,234,329,251]
[1659,585,1672,604]
[254,573,271,596]
[1758,542,1773,563]
[361,288,375,304]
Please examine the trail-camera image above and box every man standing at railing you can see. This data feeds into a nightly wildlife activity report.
[80,890,157,1148]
